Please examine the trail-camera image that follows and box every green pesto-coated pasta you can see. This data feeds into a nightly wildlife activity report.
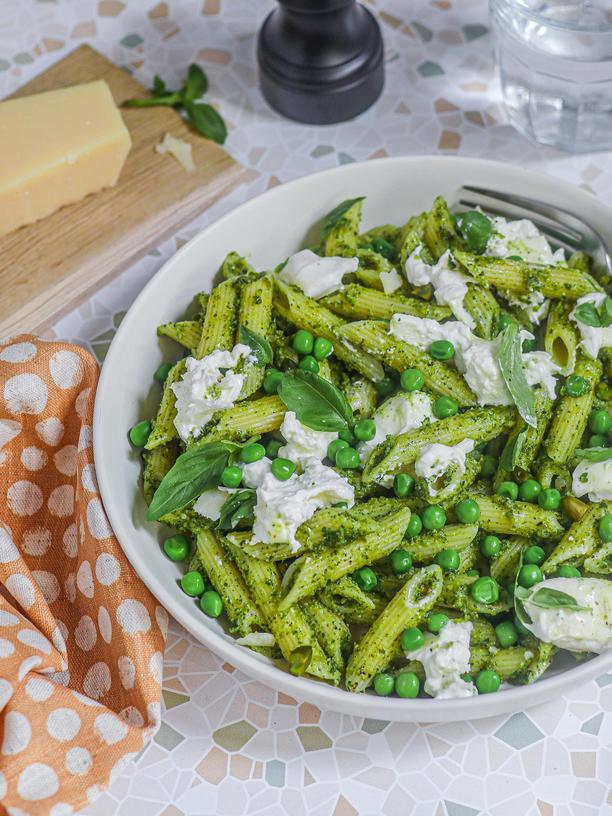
[545,300,579,374]
[237,274,273,397]
[302,597,351,672]
[544,353,602,464]
[221,251,256,279]
[337,320,477,406]
[194,395,286,445]
[345,565,443,692]
[489,536,529,584]
[405,524,479,564]
[196,278,240,358]
[157,320,201,354]
[320,284,451,322]
[144,360,185,450]
[476,494,564,538]
[323,197,363,257]
[542,503,609,573]
[463,285,501,340]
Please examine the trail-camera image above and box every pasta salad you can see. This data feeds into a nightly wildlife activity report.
[129,194,612,699]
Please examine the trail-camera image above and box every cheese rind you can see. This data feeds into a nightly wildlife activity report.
[0,80,131,236]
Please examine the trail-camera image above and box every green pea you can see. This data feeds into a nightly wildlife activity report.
[565,374,588,397]
[333,501,349,509]
[375,377,394,397]
[163,534,189,562]
[339,428,356,445]
[458,210,493,254]
[599,513,612,543]
[422,505,446,531]
[200,590,223,618]
[373,672,395,696]
[129,420,151,447]
[390,548,412,576]
[538,488,561,510]
[395,671,420,698]
[498,311,514,332]
[455,498,480,524]
[497,480,519,500]
[480,454,497,478]
[221,465,243,489]
[241,443,266,463]
[327,438,349,460]
[518,479,541,503]
[461,673,473,684]
[298,355,319,373]
[271,458,296,481]
[313,336,333,360]
[470,576,500,605]
[266,438,284,459]
[523,545,546,566]
[589,409,612,435]
[289,645,312,676]
[433,396,459,419]
[292,329,314,355]
[404,514,423,539]
[556,565,581,578]
[400,627,425,652]
[354,566,377,592]
[400,368,425,392]
[522,338,537,353]
[589,434,607,448]
[517,563,542,588]
[495,620,518,648]
[427,613,449,634]
[335,447,360,469]
[393,473,414,498]
[467,569,480,577]
[263,368,283,394]
[480,534,501,559]
[154,362,173,384]
[354,418,376,442]
[506,255,523,261]
[436,548,460,572]
[181,570,205,597]
[475,669,501,694]
[429,339,454,361]
[371,237,395,259]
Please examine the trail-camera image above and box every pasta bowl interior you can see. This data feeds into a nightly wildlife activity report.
[94,157,612,722]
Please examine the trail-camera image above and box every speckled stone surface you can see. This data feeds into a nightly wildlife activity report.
[2,2,611,814]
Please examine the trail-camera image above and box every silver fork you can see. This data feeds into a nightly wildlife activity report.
[455,184,612,277]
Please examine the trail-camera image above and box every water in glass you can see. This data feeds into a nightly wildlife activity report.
[490,0,612,152]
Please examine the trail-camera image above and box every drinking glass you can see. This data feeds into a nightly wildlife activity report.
[490,0,612,152]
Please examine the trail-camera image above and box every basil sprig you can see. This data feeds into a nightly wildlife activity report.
[147,441,232,521]
[218,489,257,531]
[574,296,612,328]
[321,197,364,239]
[124,63,227,144]
[239,326,273,366]
[277,370,354,432]
[498,322,537,428]
[575,446,612,463]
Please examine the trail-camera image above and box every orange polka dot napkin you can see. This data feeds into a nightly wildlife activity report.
[0,335,165,815]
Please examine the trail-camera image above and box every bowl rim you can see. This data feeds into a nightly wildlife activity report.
[94,155,612,721]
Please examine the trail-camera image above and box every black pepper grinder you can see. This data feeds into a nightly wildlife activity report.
[257,0,384,125]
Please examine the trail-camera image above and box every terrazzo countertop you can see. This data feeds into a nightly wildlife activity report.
[2,1,611,814]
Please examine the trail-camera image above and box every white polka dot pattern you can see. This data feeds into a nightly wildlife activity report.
[0,337,164,814]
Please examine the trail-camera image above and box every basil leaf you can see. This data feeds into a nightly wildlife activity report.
[184,101,227,144]
[218,489,257,531]
[500,425,528,472]
[239,326,273,366]
[600,296,612,327]
[147,442,230,521]
[498,322,537,428]
[575,446,612,463]
[528,587,589,612]
[321,197,365,239]
[278,370,353,432]
[182,63,208,103]
[574,301,602,328]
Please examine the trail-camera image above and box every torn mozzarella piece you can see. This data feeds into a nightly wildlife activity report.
[277,249,358,299]
[405,246,474,328]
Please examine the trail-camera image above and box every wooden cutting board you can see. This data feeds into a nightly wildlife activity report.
[0,45,248,338]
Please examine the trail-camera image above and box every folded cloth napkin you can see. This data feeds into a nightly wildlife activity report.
[0,336,165,815]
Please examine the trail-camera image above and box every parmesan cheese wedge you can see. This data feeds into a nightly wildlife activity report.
[0,80,131,236]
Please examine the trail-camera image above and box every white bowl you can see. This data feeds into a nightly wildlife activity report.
[94,156,612,722]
